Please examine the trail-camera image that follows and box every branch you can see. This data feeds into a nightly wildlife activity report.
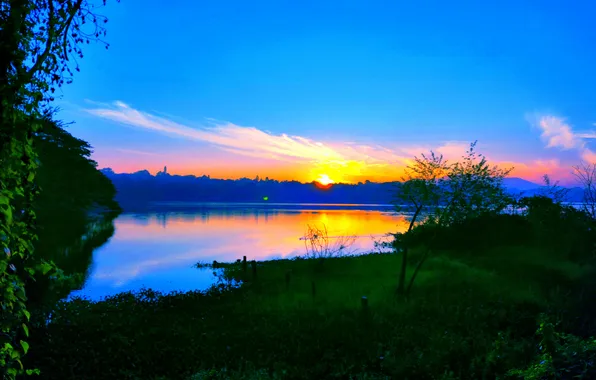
[26,0,55,78]
[61,0,85,61]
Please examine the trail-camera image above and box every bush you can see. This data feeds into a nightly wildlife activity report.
[507,314,596,379]
[401,213,533,252]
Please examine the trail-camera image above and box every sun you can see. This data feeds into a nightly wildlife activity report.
[315,174,335,189]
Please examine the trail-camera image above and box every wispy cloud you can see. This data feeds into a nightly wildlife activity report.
[531,114,596,165]
[86,100,566,182]
[86,101,348,162]
[85,101,430,182]
[537,116,582,150]
[115,148,162,157]
[577,130,596,139]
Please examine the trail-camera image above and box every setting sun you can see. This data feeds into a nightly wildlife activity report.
[315,174,335,189]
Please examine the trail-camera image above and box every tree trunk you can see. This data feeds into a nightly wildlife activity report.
[396,246,408,295]
[397,205,422,295]
[406,249,430,295]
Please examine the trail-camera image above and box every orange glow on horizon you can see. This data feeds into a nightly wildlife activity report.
[95,149,577,185]
[314,174,334,189]
[316,174,334,186]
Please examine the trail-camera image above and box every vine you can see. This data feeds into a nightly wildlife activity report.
[0,0,117,377]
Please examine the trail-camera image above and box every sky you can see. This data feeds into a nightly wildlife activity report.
[58,0,596,185]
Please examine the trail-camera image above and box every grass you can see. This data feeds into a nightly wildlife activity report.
[26,241,596,380]
[218,246,589,312]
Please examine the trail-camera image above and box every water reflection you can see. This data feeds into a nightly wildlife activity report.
[71,207,409,300]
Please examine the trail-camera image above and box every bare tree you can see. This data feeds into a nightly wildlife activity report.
[572,162,596,219]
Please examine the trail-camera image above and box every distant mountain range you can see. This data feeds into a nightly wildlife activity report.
[100,168,585,210]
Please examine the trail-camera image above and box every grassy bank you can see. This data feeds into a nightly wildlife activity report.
[27,239,596,379]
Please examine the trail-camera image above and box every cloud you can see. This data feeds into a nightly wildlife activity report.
[582,149,596,163]
[86,100,558,183]
[577,130,596,139]
[115,148,162,157]
[86,100,436,182]
[537,116,582,150]
[532,115,596,165]
[86,101,347,163]
[499,159,562,182]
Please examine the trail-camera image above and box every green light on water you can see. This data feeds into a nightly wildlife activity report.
[263,196,269,201]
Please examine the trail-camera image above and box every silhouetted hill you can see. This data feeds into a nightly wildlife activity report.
[100,169,585,210]
[502,177,542,191]
[517,186,585,202]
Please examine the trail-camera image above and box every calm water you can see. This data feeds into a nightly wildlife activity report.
[71,204,409,300]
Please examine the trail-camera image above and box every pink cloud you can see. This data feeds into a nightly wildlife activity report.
[582,149,596,163]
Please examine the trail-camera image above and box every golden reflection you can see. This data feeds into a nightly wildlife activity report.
[86,209,410,294]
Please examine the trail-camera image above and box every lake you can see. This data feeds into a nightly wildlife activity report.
[71,203,410,300]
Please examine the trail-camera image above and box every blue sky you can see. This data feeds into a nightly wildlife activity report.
[60,0,596,184]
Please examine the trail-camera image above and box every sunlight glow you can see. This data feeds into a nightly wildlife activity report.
[316,174,334,186]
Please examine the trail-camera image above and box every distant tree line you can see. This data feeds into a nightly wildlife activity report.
[101,168,400,207]
[102,166,587,210]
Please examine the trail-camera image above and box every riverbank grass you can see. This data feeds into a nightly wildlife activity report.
[217,246,587,313]
[28,246,593,379]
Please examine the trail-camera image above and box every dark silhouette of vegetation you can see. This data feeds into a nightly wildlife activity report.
[1,2,592,378]
[102,167,588,210]
[27,116,120,311]
[393,142,512,295]
[22,141,596,379]
[573,161,596,219]
[1,0,117,377]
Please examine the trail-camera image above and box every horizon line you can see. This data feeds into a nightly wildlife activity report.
[100,167,553,187]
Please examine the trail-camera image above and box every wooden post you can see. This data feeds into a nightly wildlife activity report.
[242,256,247,273]
[361,296,370,327]
[251,260,257,278]
[311,281,316,298]
[285,271,291,290]
[361,296,368,310]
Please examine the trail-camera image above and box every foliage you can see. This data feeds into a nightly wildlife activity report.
[393,141,512,295]
[27,116,120,310]
[519,195,595,263]
[441,141,513,225]
[393,150,448,294]
[24,228,596,379]
[0,0,116,376]
[402,213,533,252]
[507,314,596,379]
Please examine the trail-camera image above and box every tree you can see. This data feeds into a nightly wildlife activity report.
[441,141,513,225]
[572,162,596,220]
[393,151,448,295]
[0,1,116,376]
[393,142,512,295]
[27,115,120,310]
